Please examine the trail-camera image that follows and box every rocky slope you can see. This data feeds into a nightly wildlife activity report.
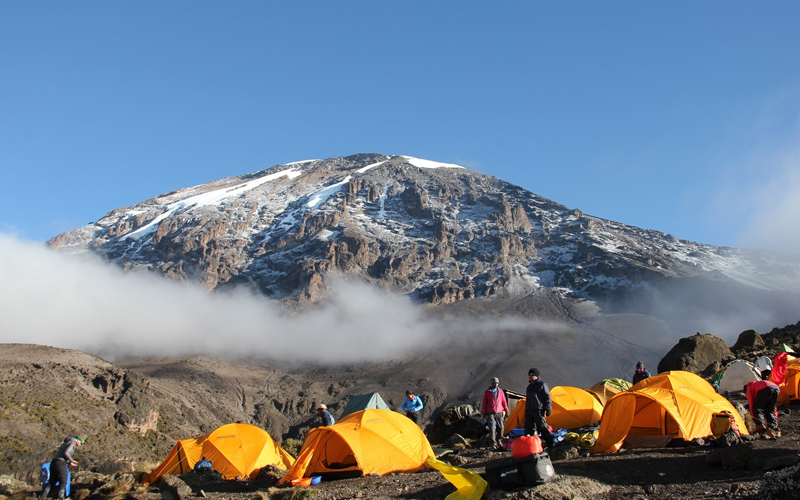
[2,321,798,481]
[47,154,800,336]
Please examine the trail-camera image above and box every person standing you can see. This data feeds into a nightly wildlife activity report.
[315,404,335,427]
[632,361,651,385]
[524,368,554,449]
[41,434,87,500]
[481,377,510,449]
[401,390,424,424]
[744,380,781,438]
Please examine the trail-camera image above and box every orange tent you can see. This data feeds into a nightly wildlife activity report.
[279,409,434,483]
[144,423,294,484]
[591,371,748,454]
[502,386,603,434]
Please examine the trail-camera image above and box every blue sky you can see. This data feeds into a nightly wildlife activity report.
[2,2,799,252]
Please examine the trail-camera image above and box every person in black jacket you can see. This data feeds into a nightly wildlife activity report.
[633,361,651,385]
[41,434,86,499]
[524,368,554,449]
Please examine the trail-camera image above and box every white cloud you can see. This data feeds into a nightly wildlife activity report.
[0,233,450,362]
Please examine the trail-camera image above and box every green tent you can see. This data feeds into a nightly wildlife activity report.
[340,391,391,419]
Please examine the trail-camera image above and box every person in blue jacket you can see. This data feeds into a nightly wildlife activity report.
[401,390,424,424]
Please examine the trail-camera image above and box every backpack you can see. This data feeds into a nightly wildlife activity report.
[711,411,741,438]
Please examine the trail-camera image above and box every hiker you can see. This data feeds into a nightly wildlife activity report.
[315,404,335,427]
[194,456,213,472]
[744,380,780,438]
[632,361,651,385]
[524,368,554,449]
[40,434,86,500]
[401,390,424,424]
[481,376,510,449]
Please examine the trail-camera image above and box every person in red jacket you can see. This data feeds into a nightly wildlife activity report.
[482,377,510,449]
[744,380,780,438]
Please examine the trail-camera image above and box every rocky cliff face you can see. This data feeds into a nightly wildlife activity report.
[47,154,800,315]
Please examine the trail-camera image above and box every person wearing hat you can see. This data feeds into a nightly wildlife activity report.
[632,361,651,385]
[40,434,87,500]
[315,404,335,427]
[481,376,510,449]
[524,368,554,449]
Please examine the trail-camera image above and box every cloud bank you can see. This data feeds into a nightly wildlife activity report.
[0,233,534,363]
[0,234,428,361]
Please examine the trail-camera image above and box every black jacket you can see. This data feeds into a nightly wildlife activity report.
[525,378,552,414]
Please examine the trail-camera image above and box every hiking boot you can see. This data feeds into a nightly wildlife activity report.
[766,428,782,439]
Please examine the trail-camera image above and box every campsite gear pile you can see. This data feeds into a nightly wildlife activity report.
[486,435,555,488]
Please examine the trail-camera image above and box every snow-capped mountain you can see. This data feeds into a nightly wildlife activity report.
[49,153,800,332]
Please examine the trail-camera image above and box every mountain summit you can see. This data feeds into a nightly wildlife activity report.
[49,153,800,334]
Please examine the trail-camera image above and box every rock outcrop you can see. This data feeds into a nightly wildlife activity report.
[657,333,734,375]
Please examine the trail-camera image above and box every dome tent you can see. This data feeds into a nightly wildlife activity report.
[710,359,763,394]
[502,386,603,435]
[279,409,434,483]
[339,391,391,419]
[586,378,632,406]
[144,423,294,485]
[591,371,748,454]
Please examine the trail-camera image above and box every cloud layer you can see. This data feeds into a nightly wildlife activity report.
[0,234,459,362]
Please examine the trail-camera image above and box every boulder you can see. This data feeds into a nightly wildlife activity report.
[732,330,765,354]
[157,475,192,500]
[657,333,733,374]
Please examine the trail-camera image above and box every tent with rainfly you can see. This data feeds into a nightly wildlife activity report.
[502,386,603,435]
[339,391,391,419]
[591,371,749,454]
[144,423,294,485]
[279,409,434,484]
[710,360,763,394]
[586,378,632,406]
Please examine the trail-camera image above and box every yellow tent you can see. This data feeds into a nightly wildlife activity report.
[586,378,632,406]
[279,409,434,483]
[591,371,749,454]
[502,386,603,435]
[144,423,294,484]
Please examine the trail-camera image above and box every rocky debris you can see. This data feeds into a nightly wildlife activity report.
[705,442,754,470]
[760,462,800,500]
[428,405,483,444]
[0,475,30,495]
[657,333,733,374]
[482,474,611,500]
[549,445,581,461]
[157,475,192,500]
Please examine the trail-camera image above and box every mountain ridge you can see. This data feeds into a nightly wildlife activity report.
[47,153,800,337]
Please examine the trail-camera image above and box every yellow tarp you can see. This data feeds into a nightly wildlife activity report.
[502,386,603,434]
[426,457,487,500]
[279,409,434,483]
[144,423,294,484]
[591,371,749,454]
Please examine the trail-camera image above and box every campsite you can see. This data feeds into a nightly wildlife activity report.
[2,323,800,500]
